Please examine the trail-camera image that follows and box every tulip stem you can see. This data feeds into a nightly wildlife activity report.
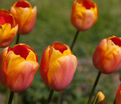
[87,71,102,104]
[47,89,54,104]
[16,34,20,44]
[113,99,115,104]
[70,30,80,51]
[8,91,14,104]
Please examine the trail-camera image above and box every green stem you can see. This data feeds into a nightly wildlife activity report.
[15,34,20,44]
[60,91,64,104]
[113,99,115,104]
[70,30,80,51]
[47,89,54,104]
[8,91,14,104]
[87,71,102,104]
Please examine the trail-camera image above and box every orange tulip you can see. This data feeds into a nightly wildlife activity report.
[0,44,39,92]
[71,0,98,31]
[115,85,121,104]
[10,0,37,34]
[40,42,77,91]
[93,36,121,74]
[0,10,18,48]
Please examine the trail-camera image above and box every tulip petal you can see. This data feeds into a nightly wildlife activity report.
[7,61,39,92]
[115,85,121,104]
[21,6,37,34]
[0,24,18,48]
[48,55,77,91]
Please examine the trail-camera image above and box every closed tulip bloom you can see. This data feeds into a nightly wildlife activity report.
[93,36,121,74]
[92,91,107,104]
[10,0,37,34]
[0,44,39,92]
[40,42,77,91]
[0,10,18,48]
[115,85,121,104]
[71,0,98,31]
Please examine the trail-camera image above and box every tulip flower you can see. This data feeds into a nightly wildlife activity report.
[115,85,121,104]
[0,10,18,48]
[92,91,107,104]
[40,42,77,91]
[71,0,98,31]
[10,0,37,34]
[93,36,121,74]
[0,44,39,92]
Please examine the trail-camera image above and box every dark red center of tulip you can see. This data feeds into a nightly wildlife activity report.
[9,45,30,59]
[0,10,13,27]
[110,37,121,47]
[77,0,95,9]
[83,0,95,9]
[53,42,67,53]
[15,1,30,8]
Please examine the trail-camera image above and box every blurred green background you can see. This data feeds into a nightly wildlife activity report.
[0,0,121,104]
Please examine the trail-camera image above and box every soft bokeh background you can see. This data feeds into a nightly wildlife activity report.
[0,0,121,104]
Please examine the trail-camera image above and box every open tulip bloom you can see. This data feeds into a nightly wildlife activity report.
[0,44,39,92]
[10,0,37,34]
[71,0,98,31]
[0,10,18,48]
[93,36,121,74]
[40,42,78,91]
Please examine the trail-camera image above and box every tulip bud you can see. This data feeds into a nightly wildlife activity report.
[0,44,39,92]
[92,91,107,104]
[0,10,18,48]
[10,0,37,34]
[115,85,121,104]
[40,42,77,91]
[93,36,121,74]
[71,0,98,31]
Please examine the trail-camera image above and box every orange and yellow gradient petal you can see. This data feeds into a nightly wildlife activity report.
[0,44,39,92]
[40,42,77,91]
[0,10,18,48]
[10,0,37,34]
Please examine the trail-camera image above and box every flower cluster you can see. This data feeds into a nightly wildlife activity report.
[0,0,120,104]
[0,0,78,94]
[0,0,37,48]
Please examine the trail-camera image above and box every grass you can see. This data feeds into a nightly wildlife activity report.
[0,0,121,104]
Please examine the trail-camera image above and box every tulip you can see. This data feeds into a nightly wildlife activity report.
[40,42,77,91]
[10,0,37,34]
[92,91,107,104]
[71,0,98,31]
[0,10,18,48]
[93,36,121,74]
[115,85,121,104]
[0,44,39,92]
